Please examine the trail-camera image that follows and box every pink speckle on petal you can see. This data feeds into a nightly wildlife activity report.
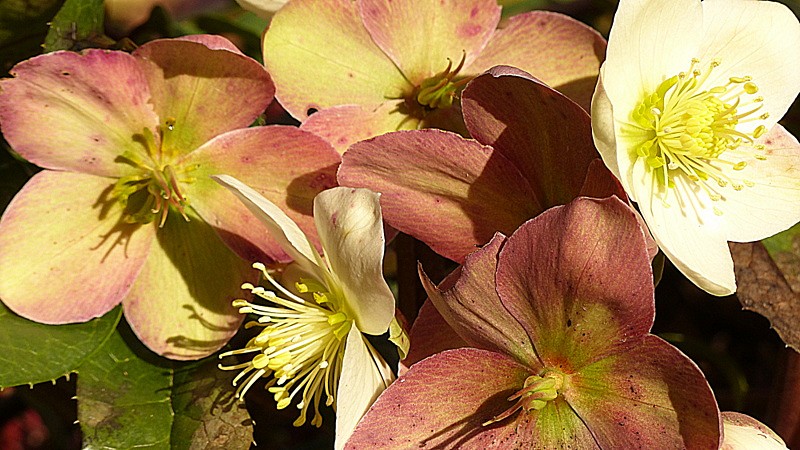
[470,6,479,18]
[458,24,482,38]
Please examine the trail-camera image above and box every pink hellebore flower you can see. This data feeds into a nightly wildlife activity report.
[262,0,606,153]
[339,67,645,264]
[347,197,722,449]
[214,176,396,450]
[0,35,341,359]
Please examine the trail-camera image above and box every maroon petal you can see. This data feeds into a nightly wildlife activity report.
[401,298,468,371]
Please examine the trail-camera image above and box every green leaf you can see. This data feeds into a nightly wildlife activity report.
[77,325,253,449]
[0,302,120,388]
[43,0,112,52]
[0,0,63,74]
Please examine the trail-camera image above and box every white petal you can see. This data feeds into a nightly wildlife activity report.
[235,0,287,19]
[602,0,702,116]
[716,125,800,243]
[314,187,395,335]
[335,326,394,450]
[212,175,321,275]
[632,159,736,296]
[699,0,800,132]
[591,70,625,187]
[721,412,788,450]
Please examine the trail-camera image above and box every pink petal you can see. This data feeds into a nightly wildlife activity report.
[262,0,410,121]
[496,197,655,371]
[301,103,418,155]
[420,234,540,368]
[173,34,245,54]
[346,348,537,449]
[122,212,249,360]
[465,11,606,111]
[462,68,599,208]
[401,298,467,372]
[0,171,154,323]
[182,126,340,263]
[0,50,159,177]
[133,38,274,157]
[358,0,500,84]
[339,129,540,262]
[565,335,722,449]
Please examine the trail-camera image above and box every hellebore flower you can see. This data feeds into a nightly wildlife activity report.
[234,0,287,19]
[339,67,643,264]
[591,0,800,295]
[721,412,788,450]
[215,176,395,450]
[263,0,606,152]
[0,35,341,359]
[346,197,722,449]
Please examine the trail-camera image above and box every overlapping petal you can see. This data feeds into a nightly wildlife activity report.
[0,50,159,177]
[133,37,274,156]
[721,412,788,450]
[0,172,154,323]
[313,187,394,335]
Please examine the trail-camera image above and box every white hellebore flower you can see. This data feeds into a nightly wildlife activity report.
[592,0,800,295]
[214,175,395,449]
[721,412,788,450]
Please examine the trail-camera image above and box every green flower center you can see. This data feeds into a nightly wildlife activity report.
[483,370,565,426]
[219,262,352,428]
[400,53,470,121]
[627,59,769,212]
[111,118,197,226]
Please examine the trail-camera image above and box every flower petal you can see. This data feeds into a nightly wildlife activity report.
[715,126,800,243]
[698,0,800,132]
[601,0,703,116]
[262,0,409,120]
[313,187,394,335]
[420,234,540,368]
[133,37,274,156]
[591,72,624,182]
[496,197,655,371]
[564,335,721,449]
[0,50,158,177]
[301,103,418,155]
[339,129,540,262]
[465,11,606,111]
[0,171,154,323]
[721,412,787,450]
[122,212,248,360]
[345,348,536,450]
[212,175,322,277]
[631,158,736,295]
[335,326,394,450]
[358,0,500,84]
[462,69,598,208]
[401,298,468,371]
[183,126,340,263]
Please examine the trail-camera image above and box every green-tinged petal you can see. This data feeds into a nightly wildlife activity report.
[0,49,158,177]
[133,37,274,157]
[631,158,736,295]
[313,187,394,335]
[345,348,536,449]
[602,0,702,116]
[358,0,499,84]
[212,174,322,277]
[465,11,606,111]
[462,68,598,208]
[339,129,539,263]
[420,234,540,368]
[301,102,418,155]
[122,211,248,360]
[698,0,800,133]
[565,335,721,449]
[183,126,340,263]
[335,326,394,450]
[496,197,655,371]
[401,298,468,371]
[262,0,409,120]
[714,126,800,243]
[0,171,154,323]
[591,71,625,185]
[235,0,287,19]
[721,412,787,450]
[174,34,247,53]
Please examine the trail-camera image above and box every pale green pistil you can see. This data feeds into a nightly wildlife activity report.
[218,262,352,428]
[111,118,196,227]
[483,371,565,426]
[629,59,768,210]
